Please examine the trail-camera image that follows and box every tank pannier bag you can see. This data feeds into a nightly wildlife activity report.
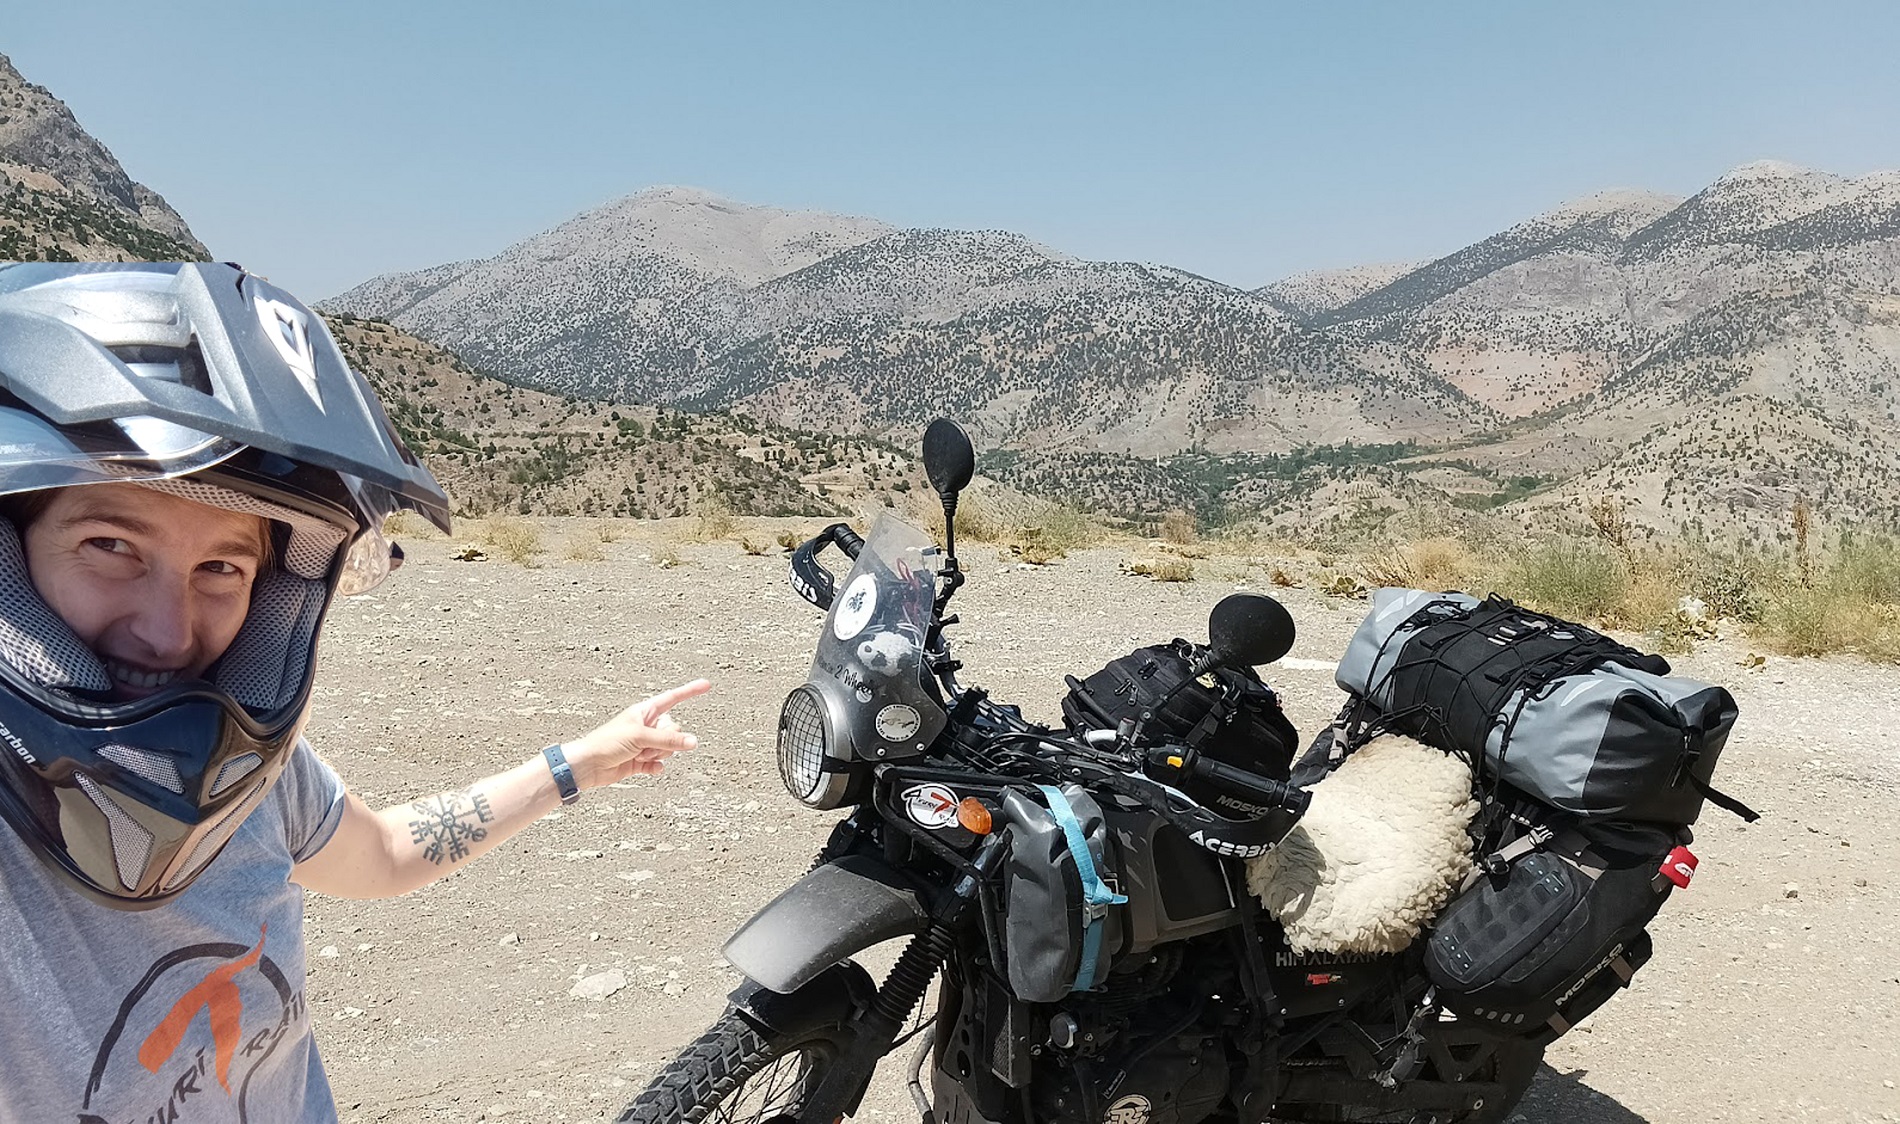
[1424,822,1674,1040]
[1062,640,1299,817]
[1336,590,1746,825]
[999,784,1127,1003]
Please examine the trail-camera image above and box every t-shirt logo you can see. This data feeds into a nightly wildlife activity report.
[136,928,267,1094]
[79,926,307,1124]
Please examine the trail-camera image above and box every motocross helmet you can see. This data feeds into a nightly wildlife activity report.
[0,262,451,909]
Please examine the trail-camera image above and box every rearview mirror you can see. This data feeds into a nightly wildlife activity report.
[922,418,975,501]
[1206,593,1296,669]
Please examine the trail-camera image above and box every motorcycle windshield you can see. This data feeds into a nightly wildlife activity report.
[809,514,949,761]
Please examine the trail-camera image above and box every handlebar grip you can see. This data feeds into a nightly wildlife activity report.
[833,524,866,560]
[1184,756,1312,816]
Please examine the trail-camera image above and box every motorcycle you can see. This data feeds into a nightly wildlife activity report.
[617,420,1547,1124]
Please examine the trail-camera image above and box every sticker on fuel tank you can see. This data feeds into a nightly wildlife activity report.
[900,783,960,829]
[1105,1094,1153,1124]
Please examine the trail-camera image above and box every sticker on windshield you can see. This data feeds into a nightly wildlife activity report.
[876,704,922,742]
[832,574,879,641]
[901,783,960,829]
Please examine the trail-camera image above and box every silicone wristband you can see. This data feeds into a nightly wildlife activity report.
[543,743,581,805]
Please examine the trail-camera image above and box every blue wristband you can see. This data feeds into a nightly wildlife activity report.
[543,744,581,804]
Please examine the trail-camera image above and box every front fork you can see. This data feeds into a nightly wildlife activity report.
[798,832,1009,1124]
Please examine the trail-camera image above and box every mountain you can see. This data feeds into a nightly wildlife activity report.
[327,191,1494,459]
[0,53,207,260]
[335,161,1900,537]
[1256,261,1424,320]
[324,186,895,405]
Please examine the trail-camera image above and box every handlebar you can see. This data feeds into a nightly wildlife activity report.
[1174,752,1311,818]
[788,523,867,610]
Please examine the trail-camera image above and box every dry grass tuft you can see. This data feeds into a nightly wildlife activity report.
[594,521,625,544]
[688,495,739,543]
[1160,509,1198,545]
[1128,556,1195,582]
[740,535,771,556]
[651,544,685,570]
[474,516,543,566]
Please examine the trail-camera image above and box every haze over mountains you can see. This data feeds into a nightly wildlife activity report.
[330,161,1900,536]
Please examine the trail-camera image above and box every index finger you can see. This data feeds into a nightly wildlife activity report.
[643,678,712,716]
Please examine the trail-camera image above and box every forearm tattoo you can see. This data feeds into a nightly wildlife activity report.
[408,789,495,865]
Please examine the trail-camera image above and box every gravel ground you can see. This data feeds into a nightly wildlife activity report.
[305,524,1900,1124]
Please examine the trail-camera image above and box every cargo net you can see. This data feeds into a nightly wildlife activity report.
[1345,596,1667,788]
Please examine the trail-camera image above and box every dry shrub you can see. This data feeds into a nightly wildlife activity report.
[776,528,802,552]
[740,535,771,556]
[594,521,625,543]
[690,494,738,542]
[1362,537,1475,592]
[383,508,440,539]
[1160,509,1198,545]
[1129,557,1195,582]
[1757,537,1900,660]
[651,544,685,570]
[561,531,605,563]
[475,516,542,566]
[1507,539,1627,620]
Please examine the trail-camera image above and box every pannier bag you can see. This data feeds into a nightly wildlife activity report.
[1337,589,1749,825]
[1062,640,1299,817]
[1000,784,1127,1003]
[1424,822,1673,1039]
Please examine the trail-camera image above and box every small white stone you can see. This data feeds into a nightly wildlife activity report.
[499,932,521,947]
[317,945,339,959]
[570,969,628,1000]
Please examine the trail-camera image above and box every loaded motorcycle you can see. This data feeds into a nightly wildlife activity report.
[615,419,1698,1124]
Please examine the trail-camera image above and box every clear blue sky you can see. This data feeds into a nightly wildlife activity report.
[5,2,1897,300]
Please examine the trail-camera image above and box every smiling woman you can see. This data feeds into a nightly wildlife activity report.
[18,484,272,699]
[0,262,712,1124]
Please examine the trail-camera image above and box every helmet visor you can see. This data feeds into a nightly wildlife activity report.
[0,403,242,497]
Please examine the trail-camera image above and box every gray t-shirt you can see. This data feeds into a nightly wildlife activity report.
[0,740,347,1124]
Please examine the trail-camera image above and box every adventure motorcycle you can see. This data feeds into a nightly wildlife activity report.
[617,420,1551,1124]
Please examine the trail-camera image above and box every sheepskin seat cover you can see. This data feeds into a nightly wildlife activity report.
[1246,734,1477,955]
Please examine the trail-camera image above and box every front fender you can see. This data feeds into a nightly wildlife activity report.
[729,960,879,1039]
[723,853,930,994]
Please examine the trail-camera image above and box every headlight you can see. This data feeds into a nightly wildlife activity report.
[777,686,860,809]
[777,686,827,802]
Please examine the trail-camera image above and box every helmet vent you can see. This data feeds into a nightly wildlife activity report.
[209,752,263,797]
[165,777,266,891]
[107,340,213,394]
[75,773,154,891]
[97,743,185,794]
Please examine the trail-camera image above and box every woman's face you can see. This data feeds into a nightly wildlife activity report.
[22,484,270,700]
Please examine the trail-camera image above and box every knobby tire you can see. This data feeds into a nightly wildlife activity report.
[614,1010,850,1124]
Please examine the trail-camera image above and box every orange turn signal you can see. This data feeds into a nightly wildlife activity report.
[957,797,994,835]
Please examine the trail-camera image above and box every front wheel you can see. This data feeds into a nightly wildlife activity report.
[615,1011,851,1124]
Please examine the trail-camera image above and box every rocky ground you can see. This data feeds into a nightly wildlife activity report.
[304,521,1899,1123]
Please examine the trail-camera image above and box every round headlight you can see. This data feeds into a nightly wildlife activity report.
[777,686,828,804]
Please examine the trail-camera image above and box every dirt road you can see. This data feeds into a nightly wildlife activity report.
[306,525,1900,1123]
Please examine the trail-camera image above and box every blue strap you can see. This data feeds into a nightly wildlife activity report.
[1036,784,1127,992]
